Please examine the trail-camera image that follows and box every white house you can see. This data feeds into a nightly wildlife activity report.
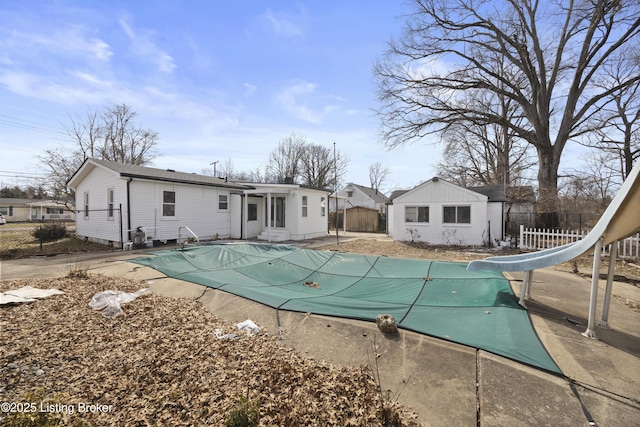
[67,159,330,247]
[0,198,75,222]
[332,183,389,214]
[387,177,502,246]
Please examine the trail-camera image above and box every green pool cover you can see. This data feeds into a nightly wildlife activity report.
[131,243,561,375]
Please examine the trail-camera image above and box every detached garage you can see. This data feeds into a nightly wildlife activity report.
[387,177,501,246]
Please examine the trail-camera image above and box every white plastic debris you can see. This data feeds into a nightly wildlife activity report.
[236,319,261,336]
[215,328,239,341]
[0,286,64,305]
[89,288,150,318]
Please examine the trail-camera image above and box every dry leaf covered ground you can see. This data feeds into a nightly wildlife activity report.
[0,274,421,426]
[2,237,638,426]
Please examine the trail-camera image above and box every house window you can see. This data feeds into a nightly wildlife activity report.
[302,196,308,217]
[84,192,89,218]
[0,206,10,216]
[320,197,326,216]
[107,188,114,219]
[347,191,353,197]
[218,194,228,211]
[162,191,176,217]
[46,208,64,214]
[248,203,258,221]
[443,206,471,224]
[405,206,429,223]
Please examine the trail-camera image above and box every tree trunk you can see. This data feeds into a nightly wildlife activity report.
[536,145,561,228]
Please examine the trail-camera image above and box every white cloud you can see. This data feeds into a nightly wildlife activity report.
[262,8,306,37]
[243,83,257,98]
[276,81,327,124]
[0,27,113,62]
[119,18,176,74]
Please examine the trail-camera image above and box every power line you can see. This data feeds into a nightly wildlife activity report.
[0,114,68,137]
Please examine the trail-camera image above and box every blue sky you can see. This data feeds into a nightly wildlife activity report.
[0,0,442,193]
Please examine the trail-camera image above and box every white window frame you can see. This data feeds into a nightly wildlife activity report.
[162,190,176,218]
[405,205,429,223]
[320,197,326,217]
[218,194,228,211]
[302,195,308,217]
[84,192,89,219]
[443,205,471,224]
[107,188,114,220]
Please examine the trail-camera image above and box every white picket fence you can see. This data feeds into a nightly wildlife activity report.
[519,225,640,259]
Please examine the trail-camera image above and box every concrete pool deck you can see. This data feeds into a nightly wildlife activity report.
[1,235,639,426]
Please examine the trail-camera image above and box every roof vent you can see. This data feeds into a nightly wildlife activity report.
[167,169,175,172]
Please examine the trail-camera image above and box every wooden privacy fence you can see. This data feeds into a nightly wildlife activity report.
[345,206,380,232]
[519,225,640,259]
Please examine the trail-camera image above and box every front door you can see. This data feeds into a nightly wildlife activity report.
[266,196,286,227]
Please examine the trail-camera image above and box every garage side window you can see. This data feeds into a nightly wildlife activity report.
[443,206,471,224]
[162,191,176,217]
[405,206,429,223]
[302,196,308,217]
[84,192,89,218]
[320,197,326,216]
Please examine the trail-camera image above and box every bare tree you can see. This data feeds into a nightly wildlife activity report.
[265,133,349,188]
[299,143,349,189]
[436,88,534,186]
[583,53,640,181]
[369,162,390,192]
[100,104,159,165]
[375,0,640,224]
[266,132,307,183]
[39,103,160,196]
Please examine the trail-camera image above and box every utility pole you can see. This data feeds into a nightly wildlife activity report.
[210,161,219,177]
[334,142,339,245]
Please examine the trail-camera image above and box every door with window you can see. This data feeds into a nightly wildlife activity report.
[266,196,286,227]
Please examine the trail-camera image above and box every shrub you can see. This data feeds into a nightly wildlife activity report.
[31,222,68,242]
[225,395,260,427]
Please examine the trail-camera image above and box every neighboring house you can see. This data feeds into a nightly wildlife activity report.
[387,177,499,246]
[0,198,75,222]
[332,183,389,214]
[66,159,330,247]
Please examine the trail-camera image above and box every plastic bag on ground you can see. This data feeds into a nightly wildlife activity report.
[236,319,261,336]
[0,286,64,305]
[215,328,239,340]
[89,288,150,318]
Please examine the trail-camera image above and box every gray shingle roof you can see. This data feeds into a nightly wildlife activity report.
[349,183,389,203]
[88,159,249,189]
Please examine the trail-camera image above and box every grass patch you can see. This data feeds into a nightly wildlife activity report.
[0,223,113,260]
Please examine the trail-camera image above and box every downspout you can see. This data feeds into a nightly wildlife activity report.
[240,193,245,240]
[126,178,132,241]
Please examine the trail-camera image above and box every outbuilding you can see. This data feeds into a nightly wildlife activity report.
[387,177,501,246]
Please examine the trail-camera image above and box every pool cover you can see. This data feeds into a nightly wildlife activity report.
[131,243,561,375]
